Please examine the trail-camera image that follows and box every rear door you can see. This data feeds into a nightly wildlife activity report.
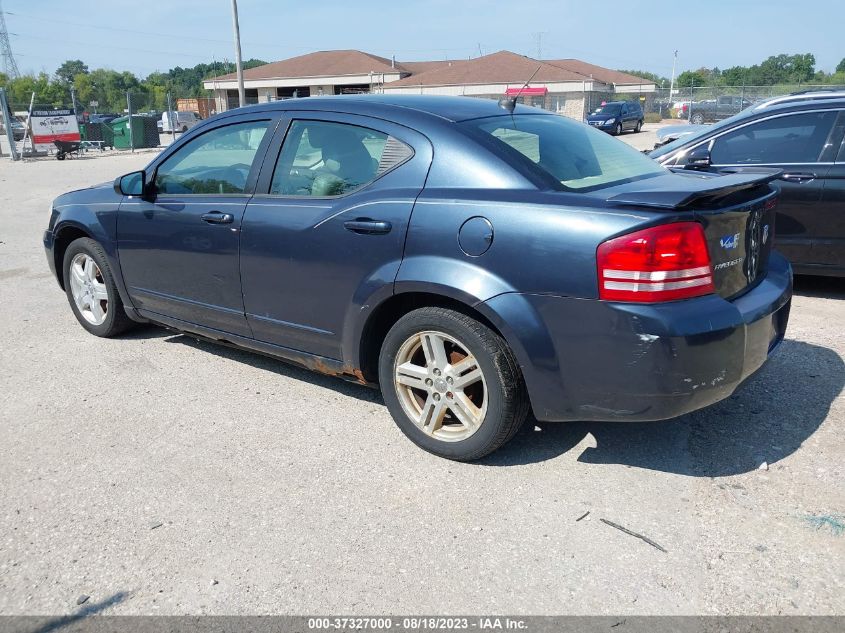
[239,113,432,359]
[708,109,842,267]
[815,125,845,269]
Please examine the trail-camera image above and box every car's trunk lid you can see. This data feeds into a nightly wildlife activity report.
[600,168,781,299]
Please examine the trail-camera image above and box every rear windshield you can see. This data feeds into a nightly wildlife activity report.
[462,114,665,191]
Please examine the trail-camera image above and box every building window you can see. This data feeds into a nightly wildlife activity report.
[549,95,567,113]
[277,87,311,99]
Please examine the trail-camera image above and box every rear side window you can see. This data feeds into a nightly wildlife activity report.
[270,120,412,196]
[711,111,839,165]
[463,114,665,191]
[155,121,270,194]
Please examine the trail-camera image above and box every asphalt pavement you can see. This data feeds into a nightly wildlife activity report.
[0,141,842,616]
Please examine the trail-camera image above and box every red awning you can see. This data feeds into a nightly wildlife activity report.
[504,87,548,96]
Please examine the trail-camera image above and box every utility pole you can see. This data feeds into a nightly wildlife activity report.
[0,0,20,78]
[0,86,19,160]
[167,91,176,144]
[668,49,678,103]
[126,90,134,152]
[230,0,246,108]
[70,86,79,117]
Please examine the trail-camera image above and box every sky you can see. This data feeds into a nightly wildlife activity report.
[3,0,844,80]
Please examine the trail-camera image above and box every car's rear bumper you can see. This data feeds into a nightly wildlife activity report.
[483,251,793,422]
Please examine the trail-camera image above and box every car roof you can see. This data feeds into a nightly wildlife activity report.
[745,96,845,118]
[752,90,845,111]
[225,94,549,125]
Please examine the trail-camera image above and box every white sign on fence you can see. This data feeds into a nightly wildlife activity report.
[31,108,81,152]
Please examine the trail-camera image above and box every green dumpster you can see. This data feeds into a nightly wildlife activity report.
[80,122,114,148]
[109,115,158,149]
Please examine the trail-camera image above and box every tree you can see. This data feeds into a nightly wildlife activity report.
[55,60,89,85]
[836,58,845,74]
[676,68,712,88]
[616,69,667,85]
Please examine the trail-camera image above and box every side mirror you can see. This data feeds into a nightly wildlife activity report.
[683,145,711,170]
[114,170,147,197]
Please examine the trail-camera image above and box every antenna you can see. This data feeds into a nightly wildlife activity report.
[498,65,541,112]
[0,0,20,78]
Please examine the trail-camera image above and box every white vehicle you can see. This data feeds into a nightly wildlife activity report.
[159,111,201,133]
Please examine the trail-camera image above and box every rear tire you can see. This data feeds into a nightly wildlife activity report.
[63,238,134,338]
[635,119,643,133]
[691,113,705,125]
[378,307,529,461]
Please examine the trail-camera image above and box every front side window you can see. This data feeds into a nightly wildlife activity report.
[463,114,665,191]
[270,120,409,196]
[155,120,270,195]
[710,111,838,165]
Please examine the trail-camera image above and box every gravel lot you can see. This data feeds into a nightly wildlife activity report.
[0,142,843,616]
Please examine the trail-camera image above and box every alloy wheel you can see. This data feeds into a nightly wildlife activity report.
[393,330,488,442]
[69,253,109,325]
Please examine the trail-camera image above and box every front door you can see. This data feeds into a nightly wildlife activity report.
[239,114,431,360]
[118,117,276,336]
[708,109,844,267]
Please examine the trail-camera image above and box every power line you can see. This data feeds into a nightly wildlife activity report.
[5,9,233,44]
[9,31,213,61]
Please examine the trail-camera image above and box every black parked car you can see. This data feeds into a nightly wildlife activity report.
[650,93,845,277]
[688,96,753,124]
[44,96,791,460]
[585,100,644,135]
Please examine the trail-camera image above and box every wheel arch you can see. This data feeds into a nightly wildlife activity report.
[52,223,95,290]
[51,217,138,318]
[354,290,509,384]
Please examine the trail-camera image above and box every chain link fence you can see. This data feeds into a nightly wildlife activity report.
[643,83,845,123]
[1,87,219,158]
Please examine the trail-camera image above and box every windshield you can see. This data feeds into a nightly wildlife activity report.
[463,114,666,191]
[591,105,621,116]
[649,104,759,158]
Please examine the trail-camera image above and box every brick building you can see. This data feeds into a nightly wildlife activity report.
[203,49,655,119]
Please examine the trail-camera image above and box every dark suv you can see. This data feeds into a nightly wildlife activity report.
[649,93,845,276]
[585,100,644,135]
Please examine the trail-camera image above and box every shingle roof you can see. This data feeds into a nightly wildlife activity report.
[398,60,462,74]
[543,59,655,86]
[206,49,657,89]
[383,51,591,88]
[210,49,402,81]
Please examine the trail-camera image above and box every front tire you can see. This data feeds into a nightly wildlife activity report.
[378,307,529,461]
[63,238,134,337]
[614,122,623,136]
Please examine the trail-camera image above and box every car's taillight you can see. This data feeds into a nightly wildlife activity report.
[597,222,715,303]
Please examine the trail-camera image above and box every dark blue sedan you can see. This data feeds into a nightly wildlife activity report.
[44,95,792,460]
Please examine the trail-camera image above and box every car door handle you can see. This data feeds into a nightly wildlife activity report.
[343,218,392,235]
[780,172,816,184]
[201,211,234,224]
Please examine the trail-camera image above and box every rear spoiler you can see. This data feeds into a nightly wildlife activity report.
[606,167,782,210]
